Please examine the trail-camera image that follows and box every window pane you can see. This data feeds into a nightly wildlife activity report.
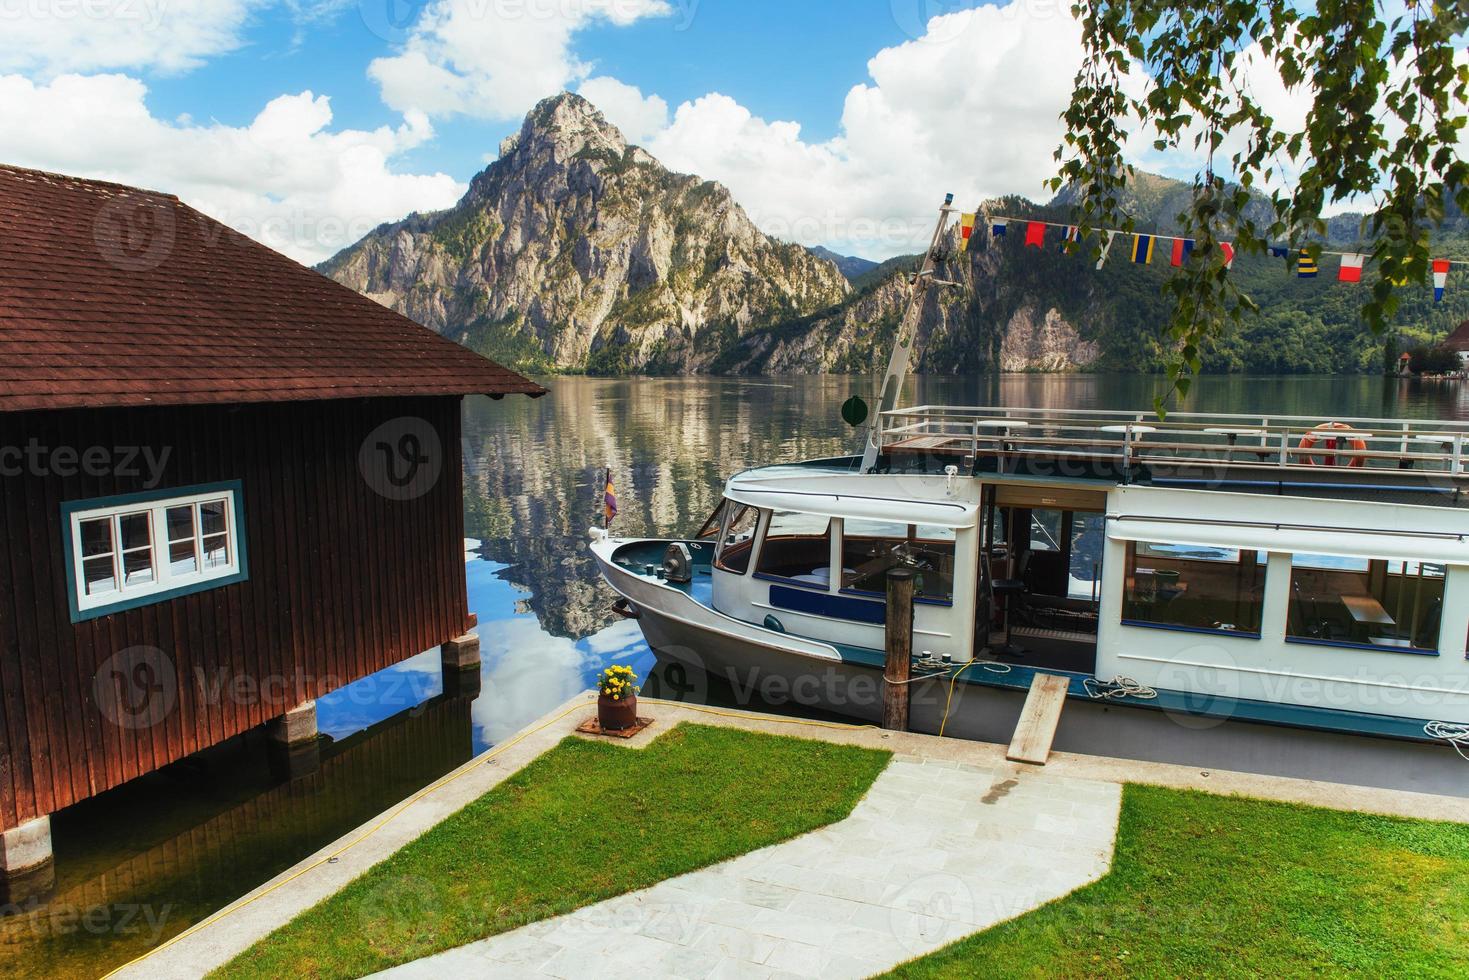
[83,556,117,596]
[119,512,151,551]
[1029,509,1064,552]
[714,505,758,574]
[1124,540,1265,634]
[80,518,113,558]
[695,501,726,539]
[121,548,155,586]
[200,500,228,536]
[1068,513,1106,600]
[202,533,230,569]
[755,511,832,585]
[169,538,199,575]
[842,519,954,602]
[915,524,956,542]
[1289,554,1444,650]
[166,505,195,543]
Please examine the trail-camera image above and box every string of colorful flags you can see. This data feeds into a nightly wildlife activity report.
[954,213,1457,302]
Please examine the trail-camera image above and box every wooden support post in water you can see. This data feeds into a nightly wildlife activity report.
[883,567,916,731]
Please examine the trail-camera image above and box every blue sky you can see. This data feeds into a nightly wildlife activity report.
[144,1,960,179]
[0,0,1221,262]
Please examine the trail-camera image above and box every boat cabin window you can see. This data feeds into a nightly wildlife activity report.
[841,520,954,603]
[1286,554,1444,652]
[754,511,834,586]
[1122,541,1265,636]
[714,504,759,574]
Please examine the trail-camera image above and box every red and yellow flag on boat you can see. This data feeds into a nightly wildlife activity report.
[603,468,619,526]
[958,212,977,251]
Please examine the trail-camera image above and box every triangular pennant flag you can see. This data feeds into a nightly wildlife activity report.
[1059,225,1079,253]
[1095,230,1115,270]
[1296,251,1318,278]
[1130,233,1155,264]
[990,218,1007,238]
[1024,221,1046,248]
[958,212,977,252]
[1220,242,1235,270]
[1434,258,1451,302]
[1338,253,1365,283]
[1170,237,1194,267]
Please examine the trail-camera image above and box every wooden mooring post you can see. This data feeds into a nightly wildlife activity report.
[883,567,916,731]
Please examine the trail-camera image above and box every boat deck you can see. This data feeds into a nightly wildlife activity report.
[877,405,1469,493]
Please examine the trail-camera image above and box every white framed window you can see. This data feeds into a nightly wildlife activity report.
[64,482,246,621]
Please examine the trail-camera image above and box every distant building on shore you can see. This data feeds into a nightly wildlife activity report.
[0,164,543,899]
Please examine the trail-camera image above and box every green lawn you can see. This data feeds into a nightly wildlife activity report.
[213,723,890,980]
[888,784,1469,978]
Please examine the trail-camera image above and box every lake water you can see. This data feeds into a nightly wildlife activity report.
[10,373,1469,977]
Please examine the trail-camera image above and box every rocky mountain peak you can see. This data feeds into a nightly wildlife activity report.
[320,93,848,374]
[515,91,627,162]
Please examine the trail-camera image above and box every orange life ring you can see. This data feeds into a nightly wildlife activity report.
[1298,422,1367,467]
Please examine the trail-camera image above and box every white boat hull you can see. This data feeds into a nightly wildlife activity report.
[593,537,1469,798]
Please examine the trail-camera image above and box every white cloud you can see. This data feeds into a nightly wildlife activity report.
[0,0,262,76]
[577,76,668,144]
[0,73,466,264]
[641,4,1091,258]
[370,0,673,120]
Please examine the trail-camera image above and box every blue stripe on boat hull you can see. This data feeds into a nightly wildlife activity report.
[769,584,886,624]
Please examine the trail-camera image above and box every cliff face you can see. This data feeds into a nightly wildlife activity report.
[320,93,849,374]
[716,221,1104,375]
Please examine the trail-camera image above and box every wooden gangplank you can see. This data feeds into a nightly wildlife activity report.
[1006,673,1070,765]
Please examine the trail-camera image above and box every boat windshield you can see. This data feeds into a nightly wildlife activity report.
[714,503,759,574]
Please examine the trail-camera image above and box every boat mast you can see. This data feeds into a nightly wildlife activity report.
[859,193,958,473]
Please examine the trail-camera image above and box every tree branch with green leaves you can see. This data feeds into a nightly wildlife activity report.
[1053,0,1469,409]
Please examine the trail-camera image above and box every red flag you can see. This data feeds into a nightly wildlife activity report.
[1024,221,1046,248]
[1338,253,1365,283]
[1170,237,1194,267]
[1220,242,1235,270]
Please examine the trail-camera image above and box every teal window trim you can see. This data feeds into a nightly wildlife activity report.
[61,480,249,624]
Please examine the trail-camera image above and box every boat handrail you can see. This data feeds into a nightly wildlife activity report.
[876,405,1469,476]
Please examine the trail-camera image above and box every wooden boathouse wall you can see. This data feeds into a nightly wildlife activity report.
[0,395,470,832]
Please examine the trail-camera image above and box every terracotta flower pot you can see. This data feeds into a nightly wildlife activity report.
[597,693,638,731]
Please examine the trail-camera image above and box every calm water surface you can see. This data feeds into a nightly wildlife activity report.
[10,374,1468,977]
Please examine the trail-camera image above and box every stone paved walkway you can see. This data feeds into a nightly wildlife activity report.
[375,755,1121,980]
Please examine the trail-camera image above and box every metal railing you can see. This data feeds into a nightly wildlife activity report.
[877,405,1469,476]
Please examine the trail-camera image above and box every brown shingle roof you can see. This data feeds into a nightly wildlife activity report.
[1442,320,1469,351]
[0,164,545,411]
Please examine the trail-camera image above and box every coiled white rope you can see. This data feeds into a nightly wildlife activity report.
[1083,675,1158,701]
[1425,720,1469,761]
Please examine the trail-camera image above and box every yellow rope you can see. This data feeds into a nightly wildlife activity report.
[938,661,980,737]
[96,693,874,979]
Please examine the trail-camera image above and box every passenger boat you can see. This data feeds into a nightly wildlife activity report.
[590,199,1469,796]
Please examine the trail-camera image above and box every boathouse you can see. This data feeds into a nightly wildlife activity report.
[0,164,543,894]
[1441,320,1469,369]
